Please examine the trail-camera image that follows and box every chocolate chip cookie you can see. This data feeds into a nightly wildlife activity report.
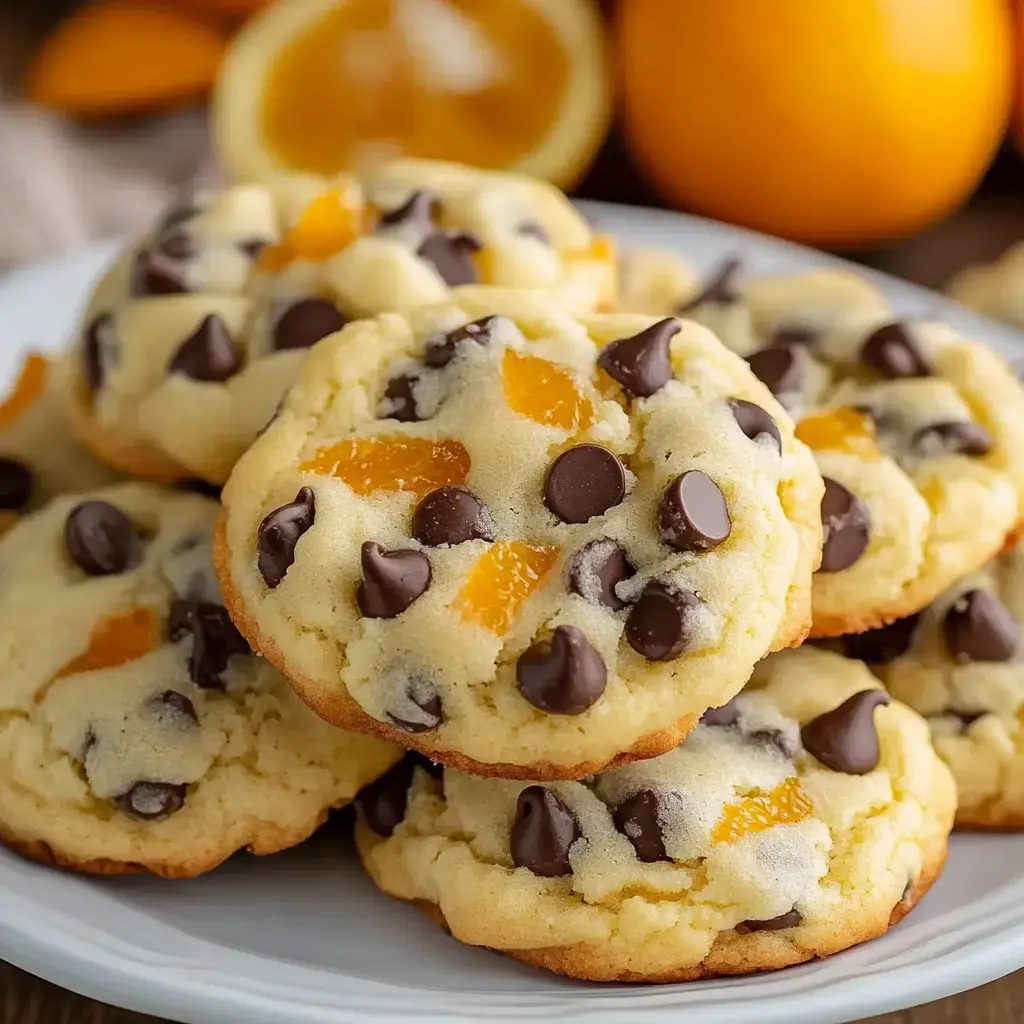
[215,290,823,778]
[0,483,401,877]
[355,646,954,982]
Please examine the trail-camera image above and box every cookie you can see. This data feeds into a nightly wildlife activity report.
[947,242,1024,329]
[623,256,1024,636]
[355,646,955,982]
[215,289,823,778]
[0,483,402,878]
[856,541,1024,829]
[65,161,614,485]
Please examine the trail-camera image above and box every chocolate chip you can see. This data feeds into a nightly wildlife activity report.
[597,318,680,397]
[412,487,493,546]
[658,471,731,552]
[357,542,431,619]
[516,626,607,715]
[771,326,817,349]
[701,697,741,727]
[131,248,191,296]
[727,399,781,454]
[861,323,931,379]
[379,189,439,229]
[517,220,550,245]
[256,486,315,588]
[801,689,891,775]
[944,589,1020,663]
[510,786,580,877]
[567,538,635,611]
[273,298,346,351]
[0,458,32,511]
[387,683,443,733]
[424,316,500,368]
[417,231,481,286]
[154,232,195,261]
[356,753,438,836]
[83,314,114,391]
[612,790,668,862]
[736,908,802,934]
[819,477,870,572]
[840,614,920,663]
[238,238,269,259]
[912,420,993,458]
[169,315,241,382]
[150,689,199,726]
[169,600,250,689]
[115,781,187,820]
[625,581,702,661]
[746,347,802,399]
[678,256,742,310]
[381,374,422,422]
[64,500,138,576]
[544,444,626,525]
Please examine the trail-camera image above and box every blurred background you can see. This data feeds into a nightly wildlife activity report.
[1,0,1023,293]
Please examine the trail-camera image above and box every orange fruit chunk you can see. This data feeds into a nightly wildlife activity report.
[795,408,881,460]
[452,540,557,633]
[712,777,813,845]
[300,435,471,498]
[502,350,593,431]
[56,607,162,679]
[259,188,370,271]
[0,353,49,431]
[569,233,616,263]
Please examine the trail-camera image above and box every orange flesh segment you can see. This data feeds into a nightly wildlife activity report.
[55,607,162,679]
[0,353,49,430]
[452,540,557,633]
[795,407,881,460]
[712,777,813,845]
[260,0,570,175]
[259,188,368,271]
[300,435,471,497]
[502,350,593,431]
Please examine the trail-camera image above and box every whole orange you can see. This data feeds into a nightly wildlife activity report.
[618,0,1013,248]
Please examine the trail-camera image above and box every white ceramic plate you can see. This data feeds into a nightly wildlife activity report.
[1,203,1023,1024]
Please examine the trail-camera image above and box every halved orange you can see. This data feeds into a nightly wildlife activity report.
[213,0,612,189]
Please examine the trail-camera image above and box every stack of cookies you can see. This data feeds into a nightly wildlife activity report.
[4,156,1023,983]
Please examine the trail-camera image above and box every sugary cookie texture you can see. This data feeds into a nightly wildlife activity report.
[355,646,954,982]
[216,290,822,778]
[0,484,401,877]
[619,255,1024,637]
[853,541,1024,829]
[65,159,614,485]
[947,242,1024,330]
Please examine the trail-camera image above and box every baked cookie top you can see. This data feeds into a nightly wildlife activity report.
[0,483,401,878]
[947,242,1024,330]
[216,289,822,778]
[65,160,614,485]
[355,646,955,982]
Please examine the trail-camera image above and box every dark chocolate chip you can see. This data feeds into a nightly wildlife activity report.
[701,697,741,727]
[131,248,191,297]
[168,315,241,382]
[746,347,802,399]
[381,374,423,422]
[516,626,607,715]
[64,500,138,576]
[625,581,702,661]
[612,789,668,862]
[818,477,870,572]
[860,323,931,379]
[567,538,635,611]
[0,458,32,511]
[379,189,439,230]
[357,542,431,619]
[150,689,199,726]
[154,232,195,261]
[412,486,494,546]
[238,238,269,259]
[424,316,500,368]
[510,785,580,877]
[169,599,250,690]
[840,614,920,664]
[356,753,440,836]
[387,684,443,733]
[678,256,742,310]
[273,298,346,351]
[256,486,315,588]
[736,908,802,934]
[771,326,817,349]
[728,398,782,454]
[115,781,187,820]
[912,420,993,458]
[801,689,891,775]
[417,231,482,286]
[544,444,626,525]
[83,314,114,391]
[658,471,731,552]
[944,589,1020,663]
[517,220,550,245]
[597,318,680,397]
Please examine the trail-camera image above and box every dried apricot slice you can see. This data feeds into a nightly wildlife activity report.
[0,353,49,430]
[502,350,593,431]
[300,435,471,498]
[795,407,880,460]
[452,540,558,634]
[259,187,370,271]
[56,606,162,679]
[712,777,813,844]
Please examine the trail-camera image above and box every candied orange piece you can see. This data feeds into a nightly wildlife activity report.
[56,606,162,679]
[712,777,813,845]
[452,541,557,634]
[502,350,593,432]
[0,353,49,430]
[569,233,616,263]
[795,408,880,460]
[300,435,471,498]
[259,187,370,272]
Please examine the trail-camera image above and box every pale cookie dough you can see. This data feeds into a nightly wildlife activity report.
[215,289,823,778]
[65,160,614,485]
[947,242,1024,329]
[0,483,401,878]
[355,646,955,982]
